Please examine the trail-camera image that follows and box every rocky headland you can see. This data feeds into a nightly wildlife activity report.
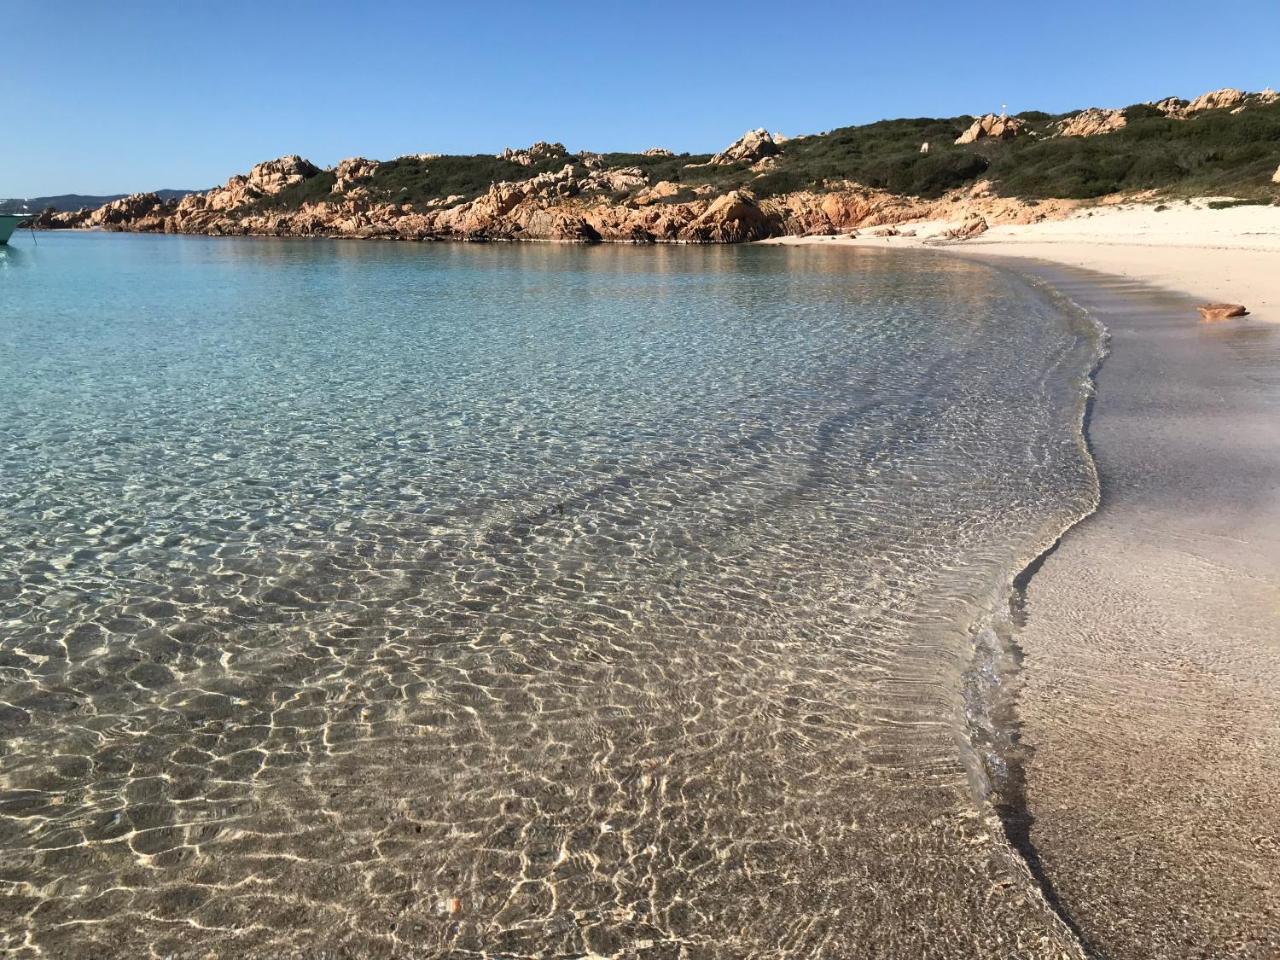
[35,87,1279,244]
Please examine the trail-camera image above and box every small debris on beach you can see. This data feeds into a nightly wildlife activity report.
[1196,303,1249,322]
[435,897,463,916]
[943,216,989,241]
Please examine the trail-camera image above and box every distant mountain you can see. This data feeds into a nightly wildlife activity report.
[0,190,199,214]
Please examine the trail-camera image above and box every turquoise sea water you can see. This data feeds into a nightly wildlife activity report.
[0,233,1099,957]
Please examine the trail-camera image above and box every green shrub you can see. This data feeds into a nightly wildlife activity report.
[259,170,337,209]
[363,154,572,207]
[900,152,991,196]
[749,169,811,198]
[597,152,712,183]
[1123,103,1168,122]
[987,100,1280,198]
[1206,197,1272,209]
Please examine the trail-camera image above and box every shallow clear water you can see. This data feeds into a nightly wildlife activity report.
[0,234,1098,958]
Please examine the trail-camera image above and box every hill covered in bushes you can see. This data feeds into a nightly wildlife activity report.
[36,87,1280,243]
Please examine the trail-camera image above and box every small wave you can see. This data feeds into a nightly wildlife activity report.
[959,265,1110,957]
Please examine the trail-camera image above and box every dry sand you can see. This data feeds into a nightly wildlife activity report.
[768,205,1280,956]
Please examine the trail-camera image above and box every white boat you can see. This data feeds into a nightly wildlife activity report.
[0,212,32,245]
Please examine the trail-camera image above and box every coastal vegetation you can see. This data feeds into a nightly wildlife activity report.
[264,97,1280,210]
[987,100,1280,198]
[719,100,1280,201]
[261,153,577,212]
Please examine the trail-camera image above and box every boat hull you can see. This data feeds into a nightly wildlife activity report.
[0,214,29,244]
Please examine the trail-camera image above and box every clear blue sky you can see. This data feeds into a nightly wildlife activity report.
[4,0,1278,197]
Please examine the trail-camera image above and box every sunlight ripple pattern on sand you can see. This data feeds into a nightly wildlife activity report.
[0,236,1098,958]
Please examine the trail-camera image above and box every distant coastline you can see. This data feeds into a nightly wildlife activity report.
[0,189,199,216]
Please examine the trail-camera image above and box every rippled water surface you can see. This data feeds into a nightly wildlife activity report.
[1,234,1099,958]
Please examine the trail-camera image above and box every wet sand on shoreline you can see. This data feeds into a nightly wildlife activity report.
[975,261,1280,959]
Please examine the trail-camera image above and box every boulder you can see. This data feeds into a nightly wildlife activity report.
[88,192,170,228]
[583,200,697,242]
[462,182,526,224]
[1150,96,1190,118]
[245,155,321,194]
[1197,303,1248,322]
[424,194,466,209]
[527,164,581,199]
[633,180,681,206]
[520,209,601,242]
[642,147,674,157]
[955,114,1026,145]
[500,142,567,166]
[333,157,381,193]
[1272,164,1280,185]
[1186,88,1246,113]
[1057,108,1127,138]
[163,154,323,230]
[582,166,648,193]
[944,216,989,240]
[710,129,781,165]
[762,187,929,237]
[33,206,92,229]
[1154,88,1277,120]
[678,190,773,243]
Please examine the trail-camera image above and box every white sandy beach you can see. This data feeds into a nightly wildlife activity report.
[766,199,1280,325]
